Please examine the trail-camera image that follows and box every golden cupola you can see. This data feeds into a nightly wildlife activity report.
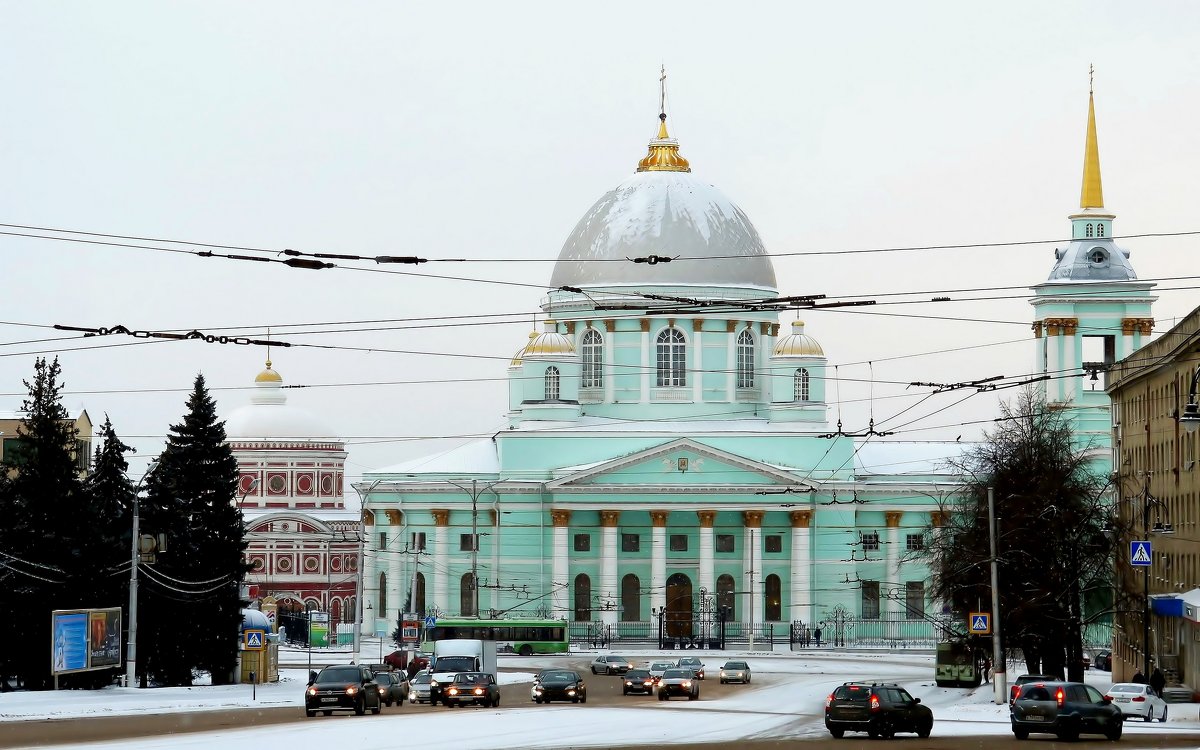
[510,330,540,367]
[636,113,691,173]
[523,320,577,358]
[773,321,825,357]
[255,359,283,383]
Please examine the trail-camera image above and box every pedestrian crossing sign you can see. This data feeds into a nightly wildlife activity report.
[969,612,991,634]
[1131,540,1152,567]
[243,628,266,651]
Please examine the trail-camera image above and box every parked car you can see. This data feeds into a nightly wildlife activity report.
[1010,674,1058,705]
[408,670,433,704]
[719,661,751,684]
[1093,650,1113,671]
[1010,681,1122,741]
[590,655,632,675]
[1105,682,1169,722]
[384,649,431,676]
[305,665,383,717]
[443,672,500,708]
[374,671,408,707]
[824,682,933,739]
[622,669,655,695]
[657,668,699,701]
[676,656,705,679]
[531,670,587,704]
[647,661,676,683]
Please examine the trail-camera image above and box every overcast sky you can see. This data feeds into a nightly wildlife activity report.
[3,2,1198,493]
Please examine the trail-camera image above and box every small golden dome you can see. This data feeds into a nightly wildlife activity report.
[255,359,283,383]
[523,320,577,358]
[510,330,540,367]
[773,321,825,357]
[636,113,691,173]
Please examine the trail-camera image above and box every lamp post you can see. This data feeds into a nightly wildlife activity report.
[442,478,503,617]
[1134,476,1174,679]
[125,459,159,688]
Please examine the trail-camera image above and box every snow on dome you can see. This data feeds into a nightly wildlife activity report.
[225,365,336,439]
[549,170,777,292]
[773,321,824,357]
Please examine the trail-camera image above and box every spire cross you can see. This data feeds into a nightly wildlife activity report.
[265,327,272,369]
[1089,63,1094,95]
[659,64,667,117]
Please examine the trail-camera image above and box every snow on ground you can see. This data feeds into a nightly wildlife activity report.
[4,649,1199,749]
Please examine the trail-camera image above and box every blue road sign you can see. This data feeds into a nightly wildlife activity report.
[969,612,991,634]
[243,628,266,651]
[424,616,437,629]
[1131,540,1152,567]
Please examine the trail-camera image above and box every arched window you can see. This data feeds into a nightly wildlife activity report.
[1086,223,1094,237]
[764,574,782,621]
[794,368,810,401]
[716,573,736,620]
[581,329,604,388]
[414,572,426,617]
[460,572,477,616]
[378,572,387,618]
[621,573,641,621]
[1097,223,1105,237]
[545,366,560,400]
[656,328,687,387]
[736,329,755,388]
[574,573,592,621]
[331,598,341,623]
[344,596,356,623]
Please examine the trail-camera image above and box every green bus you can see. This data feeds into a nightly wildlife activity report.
[420,617,568,656]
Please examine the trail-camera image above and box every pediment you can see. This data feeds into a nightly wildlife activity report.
[546,438,812,490]
[245,512,334,536]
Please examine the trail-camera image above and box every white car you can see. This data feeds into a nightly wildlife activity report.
[647,661,675,683]
[1104,683,1169,722]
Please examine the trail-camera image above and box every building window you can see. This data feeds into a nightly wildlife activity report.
[460,572,477,616]
[621,533,640,552]
[905,581,925,620]
[764,574,782,621]
[621,573,641,621]
[794,368,810,401]
[861,580,881,619]
[1097,223,1105,237]
[545,366,560,400]
[460,533,478,551]
[1086,223,1094,237]
[581,329,604,388]
[669,534,688,552]
[379,532,387,550]
[861,531,880,551]
[736,329,755,388]
[717,573,736,618]
[2,437,29,466]
[574,573,592,621]
[75,440,91,472]
[765,534,782,553]
[715,534,735,553]
[656,328,687,387]
[906,533,924,551]
[378,573,387,617]
[410,532,426,551]
[573,534,591,552]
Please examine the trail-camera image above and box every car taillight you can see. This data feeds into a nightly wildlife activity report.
[825,693,834,709]
[1132,695,1145,702]
[1055,687,1065,708]
[870,694,880,711]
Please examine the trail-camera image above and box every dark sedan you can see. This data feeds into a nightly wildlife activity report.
[374,671,408,707]
[676,657,705,679]
[444,671,500,708]
[1011,681,1122,741]
[622,669,655,695]
[305,665,383,717]
[657,668,699,701]
[531,670,587,704]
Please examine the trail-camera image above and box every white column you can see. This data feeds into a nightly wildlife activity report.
[761,323,774,398]
[604,323,615,403]
[885,512,902,619]
[743,511,763,626]
[551,510,570,619]
[1046,324,1062,401]
[387,512,403,624]
[651,514,666,616]
[692,322,703,402]
[697,511,715,596]
[364,510,379,625]
[640,326,650,403]
[1063,325,1079,401]
[433,509,449,614]
[600,511,619,627]
[790,510,812,624]
[725,323,736,401]
[490,509,500,615]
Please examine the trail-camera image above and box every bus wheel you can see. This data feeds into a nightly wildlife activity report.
[519,645,533,657]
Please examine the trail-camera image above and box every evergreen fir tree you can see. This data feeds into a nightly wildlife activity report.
[141,374,245,686]
[0,358,86,689]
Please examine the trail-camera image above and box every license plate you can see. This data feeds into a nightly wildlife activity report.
[321,697,338,703]
[1116,697,1129,703]
[1026,715,1044,721]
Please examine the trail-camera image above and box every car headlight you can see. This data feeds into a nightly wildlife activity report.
[473,688,484,695]
[448,687,458,695]
[346,686,358,695]
[624,680,632,685]
[682,681,692,688]
[378,688,387,695]
[567,689,576,695]
[430,680,439,687]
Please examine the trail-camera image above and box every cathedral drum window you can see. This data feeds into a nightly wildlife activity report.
[250,557,265,572]
[330,556,342,572]
[736,329,755,389]
[267,473,287,495]
[319,473,334,495]
[295,473,315,495]
[347,557,357,572]
[1088,247,1109,266]
[655,328,687,388]
[303,556,319,572]
[545,366,561,400]
[277,556,293,573]
[581,329,604,389]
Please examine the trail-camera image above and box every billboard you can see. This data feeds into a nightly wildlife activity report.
[309,611,329,647]
[52,607,123,675]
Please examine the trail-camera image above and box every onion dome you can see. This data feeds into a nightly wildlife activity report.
[773,321,824,357]
[523,320,577,358]
[637,114,691,173]
[225,360,336,439]
[510,330,540,367]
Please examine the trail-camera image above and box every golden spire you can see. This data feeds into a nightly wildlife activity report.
[636,66,691,173]
[1080,64,1104,209]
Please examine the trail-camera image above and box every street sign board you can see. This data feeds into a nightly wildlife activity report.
[424,615,437,629]
[1131,540,1152,567]
[51,607,123,676]
[243,628,266,651]
[968,612,991,634]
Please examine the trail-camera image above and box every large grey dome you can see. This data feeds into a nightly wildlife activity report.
[549,170,777,292]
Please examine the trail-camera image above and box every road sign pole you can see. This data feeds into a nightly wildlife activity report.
[988,487,1005,705]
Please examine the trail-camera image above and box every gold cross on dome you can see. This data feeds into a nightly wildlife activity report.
[1089,63,1094,95]
[659,64,667,116]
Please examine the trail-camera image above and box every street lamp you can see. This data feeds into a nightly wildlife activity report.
[125,459,159,688]
[652,606,665,649]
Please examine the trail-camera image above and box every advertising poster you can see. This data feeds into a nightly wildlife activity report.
[51,611,89,675]
[88,608,123,668]
[309,611,329,647]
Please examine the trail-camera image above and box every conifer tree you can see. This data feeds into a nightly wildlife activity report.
[141,374,245,685]
[83,418,136,616]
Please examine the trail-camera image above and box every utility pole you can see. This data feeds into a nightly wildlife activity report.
[988,487,1005,705]
[471,479,478,616]
[125,459,158,688]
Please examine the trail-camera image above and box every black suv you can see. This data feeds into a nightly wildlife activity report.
[1010,680,1122,741]
[825,682,933,739]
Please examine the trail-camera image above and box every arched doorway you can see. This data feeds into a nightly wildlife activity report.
[716,573,736,620]
[378,573,387,619]
[621,574,641,621]
[764,574,782,621]
[574,573,592,621]
[665,573,693,638]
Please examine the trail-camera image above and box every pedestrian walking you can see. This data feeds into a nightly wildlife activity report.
[1132,670,1147,684]
[813,627,822,647]
[1150,667,1166,697]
